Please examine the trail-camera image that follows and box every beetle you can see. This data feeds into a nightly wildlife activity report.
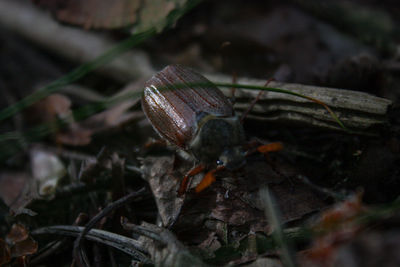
[142,64,282,195]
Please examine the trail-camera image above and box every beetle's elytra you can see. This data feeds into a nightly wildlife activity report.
[142,64,246,171]
[142,65,283,194]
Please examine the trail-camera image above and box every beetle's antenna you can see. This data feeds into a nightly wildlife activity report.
[240,78,275,123]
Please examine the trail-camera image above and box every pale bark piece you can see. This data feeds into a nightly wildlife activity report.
[206,74,392,134]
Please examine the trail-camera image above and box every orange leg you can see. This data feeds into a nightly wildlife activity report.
[195,166,225,193]
[178,164,205,196]
[257,142,283,163]
[195,169,217,193]
[257,142,283,154]
[245,141,283,157]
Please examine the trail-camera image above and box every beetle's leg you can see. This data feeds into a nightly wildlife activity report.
[257,142,284,154]
[245,141,283,157]
[257,142,284,168]
[240,78,275,123]
[195,165,225,193]
[178,164,206,196]
[195,169,217,193]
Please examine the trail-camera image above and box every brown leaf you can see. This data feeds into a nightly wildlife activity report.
[141,154,185,227]
[6,223,29,244]
[4,224,38,262]
[10,236,38,258]
[27,94,72,126]
[56,81,143,146]
[0,172,37,216]
[33,0,189,31]
[55,125,93,146]
[142,152,325,248]
[0,172,30,208]
[0,238,11,266]
[33,0,141,29]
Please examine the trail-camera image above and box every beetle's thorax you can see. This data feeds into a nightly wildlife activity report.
[189,114,246,169]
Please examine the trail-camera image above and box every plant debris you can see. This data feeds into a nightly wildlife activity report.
[1,0,400,266]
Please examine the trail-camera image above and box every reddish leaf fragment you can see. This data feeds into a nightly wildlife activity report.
[299,193,366,267]
[1,224,38,265]
[6,223,29,244]
[10,236,38,258]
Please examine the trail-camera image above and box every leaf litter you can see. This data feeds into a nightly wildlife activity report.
[1,1,400,266]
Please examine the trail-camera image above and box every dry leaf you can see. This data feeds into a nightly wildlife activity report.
[140,154,185,227]
[55,125,93,146]
[3,224,38,262]
[0,172,37,216]
[33,0,141,29]
[33,0,188,31]
[141,152,325,251]
[27,94,72,126]
[10,236,38,259]
[0,238,11,266]
[56,81,143,146]
[6,223,29,244]
[0,172,30,208]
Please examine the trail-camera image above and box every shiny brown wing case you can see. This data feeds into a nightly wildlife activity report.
[142,64,234,149]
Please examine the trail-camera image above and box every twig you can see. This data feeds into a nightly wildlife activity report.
[32,226,151,264]
[121,219,209,266]
[121,220,164,243]
[73,187,147,266]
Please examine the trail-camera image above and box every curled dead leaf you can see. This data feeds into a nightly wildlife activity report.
[2,224,38,264]
[33,0,189,31]
[6,223,29,244]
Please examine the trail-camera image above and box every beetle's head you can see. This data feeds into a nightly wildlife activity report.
[190,116,246,169]
[217,146,246,171]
